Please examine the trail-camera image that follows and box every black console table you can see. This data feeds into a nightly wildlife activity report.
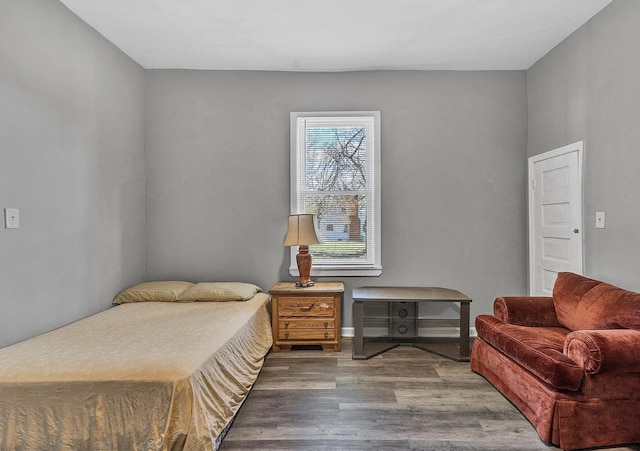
[352,286,472,361]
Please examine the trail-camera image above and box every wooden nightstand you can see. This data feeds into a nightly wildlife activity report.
[269,281,344,352]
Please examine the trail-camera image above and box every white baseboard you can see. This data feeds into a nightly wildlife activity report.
[342,327,355,337]
[342,326,477,338]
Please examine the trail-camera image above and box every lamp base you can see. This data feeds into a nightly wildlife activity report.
[295,280,315,288]
[296,245,314,288]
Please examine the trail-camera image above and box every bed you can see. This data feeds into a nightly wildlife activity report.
[0,281,273,450]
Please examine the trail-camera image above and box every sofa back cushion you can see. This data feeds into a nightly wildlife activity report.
[553,272,640,331]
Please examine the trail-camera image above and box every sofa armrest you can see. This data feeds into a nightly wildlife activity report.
[565,329,640,374]
[493,296,562,327]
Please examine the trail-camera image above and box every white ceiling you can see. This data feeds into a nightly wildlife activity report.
[58,0,612,71]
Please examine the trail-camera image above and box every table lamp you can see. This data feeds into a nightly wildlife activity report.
[284,214,320,287]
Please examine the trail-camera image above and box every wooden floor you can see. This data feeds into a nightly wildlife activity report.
[220,339,640,451]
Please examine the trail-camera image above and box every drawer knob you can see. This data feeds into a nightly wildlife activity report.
[285,332,289,339]
[297,302,315,312]
[324,332,328,339]
[285,322,289,328]
[324,321,328,328]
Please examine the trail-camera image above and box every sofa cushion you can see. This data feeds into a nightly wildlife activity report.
[475,314,583,391]
[553,272,640,331]
[552,273,602,330]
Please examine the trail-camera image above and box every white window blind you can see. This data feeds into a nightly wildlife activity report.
[290,111,381,276]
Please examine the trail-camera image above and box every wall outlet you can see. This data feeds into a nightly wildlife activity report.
[595,211,605,229]
[4,208,20,229]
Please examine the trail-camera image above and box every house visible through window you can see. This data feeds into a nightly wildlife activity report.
[290,111,382,276]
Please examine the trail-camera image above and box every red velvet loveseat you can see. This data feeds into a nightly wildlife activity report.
[471,272,640,450]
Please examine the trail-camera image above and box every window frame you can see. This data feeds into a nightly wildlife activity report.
[289,111,382,277]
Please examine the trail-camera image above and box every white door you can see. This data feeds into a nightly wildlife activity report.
[528,142,584,296]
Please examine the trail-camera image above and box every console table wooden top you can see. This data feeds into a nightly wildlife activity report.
[352,286,471,302]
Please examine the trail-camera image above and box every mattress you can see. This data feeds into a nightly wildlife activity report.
[0,293,273,450]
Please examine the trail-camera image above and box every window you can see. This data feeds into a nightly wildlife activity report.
[290,111,381,276]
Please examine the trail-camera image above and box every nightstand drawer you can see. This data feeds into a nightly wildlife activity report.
[278,329,336,340]
[278,297,335,317]
[279,319,335,330]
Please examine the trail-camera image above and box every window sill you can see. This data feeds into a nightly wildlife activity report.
[289,266,382,277]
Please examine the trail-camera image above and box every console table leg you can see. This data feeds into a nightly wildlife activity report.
[460,301,471,359]
[353,301,364,358]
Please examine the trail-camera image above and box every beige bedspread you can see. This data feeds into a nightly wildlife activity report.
[0,293,272,450]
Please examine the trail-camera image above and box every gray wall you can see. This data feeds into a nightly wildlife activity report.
[145,70,528,327]
[16,0,634,344]
[0,0,146,347]
[527,0,640,291]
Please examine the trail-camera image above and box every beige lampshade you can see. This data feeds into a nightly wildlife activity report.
[284,214,320,246]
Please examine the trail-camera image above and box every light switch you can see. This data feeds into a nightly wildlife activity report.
[4,208,20,229]
[595,211,605,229]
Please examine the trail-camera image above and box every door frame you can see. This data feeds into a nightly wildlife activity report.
[528,141,584,295]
